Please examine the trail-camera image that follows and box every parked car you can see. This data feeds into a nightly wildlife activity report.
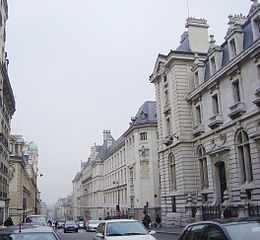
[178,217,260,240]
[0,224,61,240]
[64,220,78,233]
[87,220,102,232]
[24,215,48,226]
[93,219,157,240]
[77,220,86,229]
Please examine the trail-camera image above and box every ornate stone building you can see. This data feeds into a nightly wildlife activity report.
[72,101,160,221]
[150,1,260,225]
[9,136,39,224]
[0,0,15,224]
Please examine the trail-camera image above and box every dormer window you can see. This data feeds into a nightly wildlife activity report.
[210,57,217,75]
[254,17,260,37]
[229,38,237,58]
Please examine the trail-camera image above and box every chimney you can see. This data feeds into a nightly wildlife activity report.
[186,17,209,53]
[103,130,113,148]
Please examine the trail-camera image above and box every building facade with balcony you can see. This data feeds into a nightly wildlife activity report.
[150,1,260,225]
[0,0,15,225]
[72,101,160,221]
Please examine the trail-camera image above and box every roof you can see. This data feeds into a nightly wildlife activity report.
[203,16,254,82]
[175,31,192,53]
[0,224,54,234]
[103,219,138,223]
[130,101,157,127]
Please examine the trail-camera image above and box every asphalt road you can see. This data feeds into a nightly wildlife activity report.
[59,230,178,240]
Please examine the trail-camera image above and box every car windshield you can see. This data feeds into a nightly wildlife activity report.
[225,222,260,240]
[26,216,47,225]
[106,221,148,236]
[0,233,57,240]
[66,221,75,225]
[89,221,100,224]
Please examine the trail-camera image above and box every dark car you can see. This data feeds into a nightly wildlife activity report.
[178,217,260,240]
[57,220,65,229]
[64,220,78,233]
[0,224,61,240]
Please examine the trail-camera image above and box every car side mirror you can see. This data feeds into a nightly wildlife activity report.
[149,230,156,235]
[96,232,104,238]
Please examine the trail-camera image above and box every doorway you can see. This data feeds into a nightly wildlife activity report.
[215,161,227,203]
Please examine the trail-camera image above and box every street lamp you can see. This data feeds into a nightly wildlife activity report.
[113,181,120,216]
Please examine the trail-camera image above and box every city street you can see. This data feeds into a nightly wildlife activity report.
[59,230,179,240]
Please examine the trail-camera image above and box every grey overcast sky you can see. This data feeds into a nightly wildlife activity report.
[6,0,249,204]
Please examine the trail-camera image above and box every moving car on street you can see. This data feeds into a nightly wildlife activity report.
[77,220,86,229]
[57,220,65,229]
[64,220,78,233]
[94,219,157,240]
[24,215,48,226]
[87,220,102,232]
[178,217,260,240]
[0,224,61,240]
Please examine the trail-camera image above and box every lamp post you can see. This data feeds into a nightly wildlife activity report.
[113,181,120,216]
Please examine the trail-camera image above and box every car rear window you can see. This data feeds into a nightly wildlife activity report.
[0,233,57,240]
[225,222,260,240]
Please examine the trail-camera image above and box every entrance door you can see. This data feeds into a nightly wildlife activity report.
[216,161,227,203]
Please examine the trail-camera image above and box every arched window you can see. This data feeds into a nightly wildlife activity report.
[198,146,209,189]
[236,130,253,183]
[168,153,176,191]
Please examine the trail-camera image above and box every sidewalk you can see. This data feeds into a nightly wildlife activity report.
[153,225,184,235]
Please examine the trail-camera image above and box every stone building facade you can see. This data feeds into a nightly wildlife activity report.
[9,136,38,224]
[0,0,15,224]
[150,1,260,225]
[72,101,160,221]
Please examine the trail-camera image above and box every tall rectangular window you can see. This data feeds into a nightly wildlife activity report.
[140,132,147,141]
[171,196,176,212]
[210,57,217,74]
[212,94,220,115]
[165,90,169,105]
[232,80,241,103]
[195,105,202,125]
[166,117,171,136]
[230,39,237,57]
[194,71,199,88]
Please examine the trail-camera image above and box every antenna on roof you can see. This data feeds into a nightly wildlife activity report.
[186,0,190,18]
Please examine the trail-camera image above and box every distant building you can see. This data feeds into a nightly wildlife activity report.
[55,196,73,220]
[150,1,260,225]
[0,0,16,225]
[72,101,160,221]
[9,136,39,224]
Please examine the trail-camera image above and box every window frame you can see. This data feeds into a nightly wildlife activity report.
[232,79,241,104]
[197,145,209,189]
[168,153,177,191]
[212,93,220,115]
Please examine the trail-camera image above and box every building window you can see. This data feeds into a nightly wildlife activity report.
[236,130,253,183]
[230,39,237,58]
[171,196,176,212]
[166,117,171,136]
[232,80,241,103]
[140,132,147,141]
[164,90,169,105]
[253,17,260,38]
[130,197,134,208]
[194,71,199,88]
[210,57,217,74]
[129,168,134,185]
[168,153,176,191]
[212,94,220,115]
[197,146,209,189]
[195,105,202,125]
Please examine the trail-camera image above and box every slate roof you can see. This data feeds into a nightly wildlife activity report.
[131,101,157,126]
[203,18,254,81]
[175,32,192,53]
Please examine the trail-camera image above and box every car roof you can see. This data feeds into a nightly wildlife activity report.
[0,224,55,234]
[185,217,260,228]
[103,219,139,223]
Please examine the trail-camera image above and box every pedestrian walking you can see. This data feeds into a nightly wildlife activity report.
[142,212,151,229]
[155,214,161,228]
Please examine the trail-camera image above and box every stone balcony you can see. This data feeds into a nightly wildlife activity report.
[228,102,246,119]
[253,88,260,107]
[208,115,224,129]
[193,124,205,137]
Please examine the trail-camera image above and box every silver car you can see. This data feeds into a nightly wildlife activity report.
[87,220,102,232]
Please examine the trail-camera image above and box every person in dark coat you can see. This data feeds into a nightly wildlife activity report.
[142,212,151,229]
[4,217,14,226]
[155,214,161,228]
